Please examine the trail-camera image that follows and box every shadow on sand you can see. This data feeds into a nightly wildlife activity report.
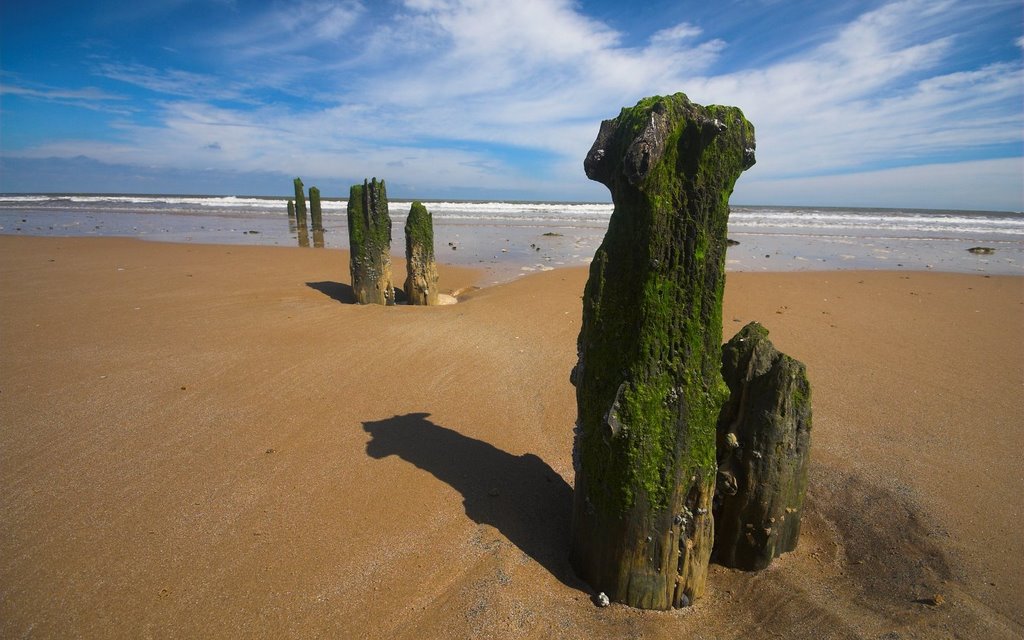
[308,281,410,305]
[362,412,580,590]
[306,281,356,304]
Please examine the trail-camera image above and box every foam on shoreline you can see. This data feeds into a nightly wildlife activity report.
[1,195,1021,282]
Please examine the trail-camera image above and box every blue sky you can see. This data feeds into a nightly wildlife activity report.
[1,0,1021,210]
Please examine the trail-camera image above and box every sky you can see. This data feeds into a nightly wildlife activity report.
[0,0,1021,210]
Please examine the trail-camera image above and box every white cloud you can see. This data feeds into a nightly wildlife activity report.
[13,99,540,195]
[95,63,257,102]
[683,0,1022,181]
[1,84,124,102]
[650,22,704,45]
[0,78,133,114]
[734,157,1024,211]
[6,0,1022,206]
[215,0,364,55]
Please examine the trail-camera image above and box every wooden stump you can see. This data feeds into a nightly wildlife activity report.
[347,178,394,305]
[404,201,439,305]
[570,93,755,609]
[310,186,323,232]
[713,322,811,571]
[293,178,307,227]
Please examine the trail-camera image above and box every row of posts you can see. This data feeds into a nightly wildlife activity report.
[287,178,324,248]
[287,176,439,305]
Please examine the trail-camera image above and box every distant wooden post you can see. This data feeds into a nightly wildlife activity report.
[347,178,394,305]
[570,93,755,610]
[310,186,323,232]
[293,178,307,227]
[287,199,295,219]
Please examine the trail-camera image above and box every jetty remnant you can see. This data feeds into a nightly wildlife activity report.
[713,322,811,571]
[569,93,755,610]
[347,178,394,305]
[293,178,308,227]
[287,200,296,219]
[404,201,439,305]
[310,186,324,232]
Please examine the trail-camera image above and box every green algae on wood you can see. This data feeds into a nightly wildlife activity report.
[569,92,755,610]
[347,178,394,305]
[287,199,295,219]
[309,186,323,232]
[713,321,811,571]
[293,177,307,226]
[404,201,439,305]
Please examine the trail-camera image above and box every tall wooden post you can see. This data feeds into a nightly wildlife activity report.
[293,177,307,227]
[569,93,755,609]
[404,201,439,305]
[310,186,323,232]
[347,178,394,305]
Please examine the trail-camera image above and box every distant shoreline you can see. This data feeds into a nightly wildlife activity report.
[2,192,1020,215]
[1,194,1021,282]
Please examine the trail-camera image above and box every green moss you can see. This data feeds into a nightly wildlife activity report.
[405,201,434,255]
[576,93,754,517]
[309,186,323,230]
[347,179,391,255]
[346,178,393,303]
[293,177,307,222]
[348,183,366,248]
[789,358,812,417]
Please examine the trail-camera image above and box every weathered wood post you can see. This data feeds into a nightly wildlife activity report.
[404,201,439,305]
[713,322,811,570]
[293,177,307,227]
[294,179,309,248]
[569,93,755,609]
[310,186,323,232]
[347,178,394,305]
[287,199,297,234]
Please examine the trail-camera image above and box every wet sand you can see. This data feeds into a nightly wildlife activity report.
[1,235,1021,638]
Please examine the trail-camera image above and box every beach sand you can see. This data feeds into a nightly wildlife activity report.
[1,235,1021,638]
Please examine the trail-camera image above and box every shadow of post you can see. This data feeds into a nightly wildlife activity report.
[362,413,580,590]
[306,281,356,304]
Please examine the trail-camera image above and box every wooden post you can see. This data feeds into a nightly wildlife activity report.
[713,322,811,570]
[346,178,394,305]
[310,186,323,232]
[404,201,439,305]
[293,178,307,227]
[570,93,755,609]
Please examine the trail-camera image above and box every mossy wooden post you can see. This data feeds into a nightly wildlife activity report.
[293,177,307,227]
[569,93,755,610]
[713,322,811,571]
[309,186,323,232]
[404,201,439,305]
[287,199,295,219]
[347,178,394,305]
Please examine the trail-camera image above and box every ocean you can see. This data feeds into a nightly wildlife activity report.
[1,194,1021,283]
